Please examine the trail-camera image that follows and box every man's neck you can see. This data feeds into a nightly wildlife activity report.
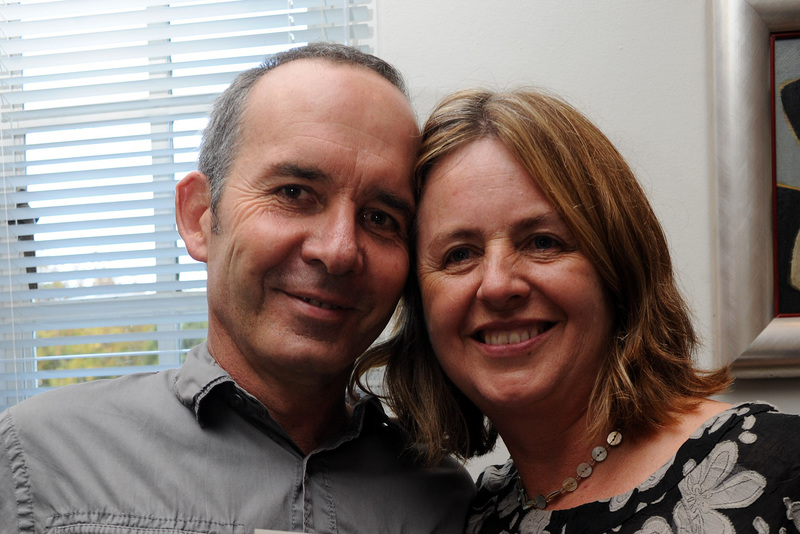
[208,338,353,454]
[266,395,353,455]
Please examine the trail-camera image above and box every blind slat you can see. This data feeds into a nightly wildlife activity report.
[2,312,209,335]
[5,328,209,350]
[3,0,367,21]
[2,311,209,334]
[4,260,207,287]
[5,149,198,173]
[5,163,194,189]
[1,364,185,382]
[5,199,178,225]
[2,1,300,37]
[1,130,199,154]
[1,93,215,122]
[4,218,179,242]
[2,110,208,138]
[4,229,183,257]
[2,295,208,326]
[7,180,179,204]
[0,280,208,303]
[0,58,249,91]
[3,246,194,270]
[2,72,240,107]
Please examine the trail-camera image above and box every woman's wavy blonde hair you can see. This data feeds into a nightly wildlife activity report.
[351,88,731,466]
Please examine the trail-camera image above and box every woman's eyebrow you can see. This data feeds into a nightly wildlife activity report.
[422,228,479,251]
[514,212,564,232]
[421,212,566,247]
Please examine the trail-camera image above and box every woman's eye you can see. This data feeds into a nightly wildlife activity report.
[532,235,558,250]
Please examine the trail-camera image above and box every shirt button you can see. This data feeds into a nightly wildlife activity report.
[231,392,245,409]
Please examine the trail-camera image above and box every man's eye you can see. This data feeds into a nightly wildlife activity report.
[280,185,305,199]
[445,248,472,264]
[363,210,399,232]
[368,211,389,226]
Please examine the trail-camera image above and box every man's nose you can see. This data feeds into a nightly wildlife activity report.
[301,207,364,276]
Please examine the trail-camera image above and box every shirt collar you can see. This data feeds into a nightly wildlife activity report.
[172,341,234,424]
[172,342,395,449]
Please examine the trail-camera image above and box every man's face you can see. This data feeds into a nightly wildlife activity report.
[203,60,418,388]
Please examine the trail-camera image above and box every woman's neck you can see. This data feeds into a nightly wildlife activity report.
[499,410,617,511]
[495,398,732,511]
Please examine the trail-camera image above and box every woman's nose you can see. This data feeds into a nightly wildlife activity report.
[476,252,531,309]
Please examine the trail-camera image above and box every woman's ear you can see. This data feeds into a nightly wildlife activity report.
[175,171,212,263]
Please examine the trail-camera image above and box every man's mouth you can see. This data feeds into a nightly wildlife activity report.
[301,297,343,310]
[478,324,553,346]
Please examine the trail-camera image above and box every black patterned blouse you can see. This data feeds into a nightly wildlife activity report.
[468,402,800,534]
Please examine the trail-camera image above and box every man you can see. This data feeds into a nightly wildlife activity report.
[0,44,475,533]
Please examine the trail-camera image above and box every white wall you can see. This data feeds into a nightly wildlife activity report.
[372,0,800,476]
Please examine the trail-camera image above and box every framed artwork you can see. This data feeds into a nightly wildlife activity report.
[713,0,800,377]
[772,32,800,316]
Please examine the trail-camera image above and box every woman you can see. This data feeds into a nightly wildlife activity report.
[353,88,800,533]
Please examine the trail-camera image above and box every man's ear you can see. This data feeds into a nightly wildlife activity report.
[175,171,213,263]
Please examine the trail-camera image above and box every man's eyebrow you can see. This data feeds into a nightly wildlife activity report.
[272,162,330,182]
[376,191,413,221]
[271,163,413,219]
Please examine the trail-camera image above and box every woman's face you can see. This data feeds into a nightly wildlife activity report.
[416,138,615,419]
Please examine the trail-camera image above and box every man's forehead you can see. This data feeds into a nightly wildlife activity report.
[254,57,407,104]
[243,56,417,131]
[241,58,417,155]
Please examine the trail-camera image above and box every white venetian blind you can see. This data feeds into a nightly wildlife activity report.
[0,0,374,411]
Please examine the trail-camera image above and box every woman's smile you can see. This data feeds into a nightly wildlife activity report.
[476,322,554,346]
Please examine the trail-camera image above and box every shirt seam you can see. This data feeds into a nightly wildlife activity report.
[46,511,244,532]
[1,410,35,534]
[322,458,337,534]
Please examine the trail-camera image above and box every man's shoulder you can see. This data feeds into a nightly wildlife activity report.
[2,369,179,430]
[0,368,201,490]
[2,342,223,426]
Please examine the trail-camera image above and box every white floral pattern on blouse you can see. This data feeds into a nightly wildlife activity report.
[467,402,800,534]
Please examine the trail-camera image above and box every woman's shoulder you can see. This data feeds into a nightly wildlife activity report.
[467,459,525,534]
[695,400,800,434]
[683,400,800,477]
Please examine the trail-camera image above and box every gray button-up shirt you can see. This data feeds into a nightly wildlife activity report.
[0,343,475,533]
